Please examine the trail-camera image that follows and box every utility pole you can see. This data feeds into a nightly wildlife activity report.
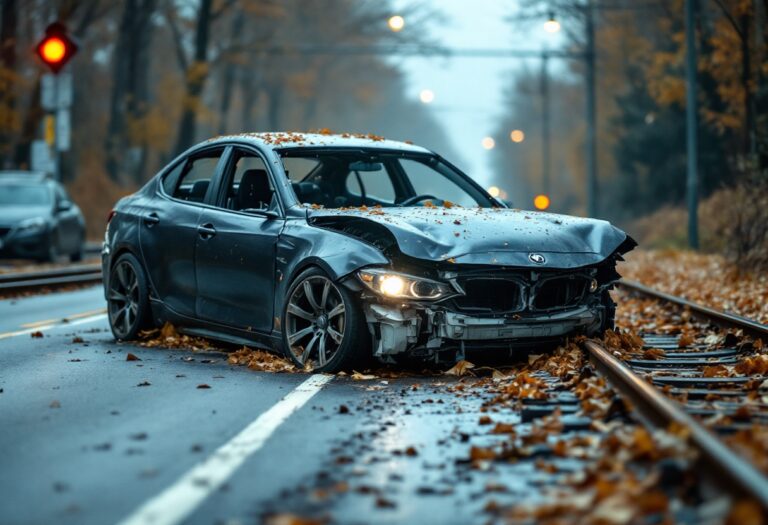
[685,0,699,249]
[541,51,551,195]
[585,0,598,218]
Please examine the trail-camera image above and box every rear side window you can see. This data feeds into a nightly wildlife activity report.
[161,162,185,195]
[164,150,224,203]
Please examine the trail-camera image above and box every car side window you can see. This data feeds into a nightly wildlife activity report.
[222,150,276,212]
[168,150,223,203]
[54,185,68,204]
[345,164,395,204]
[161,161,186,195]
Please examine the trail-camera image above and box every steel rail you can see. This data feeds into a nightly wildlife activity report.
[584,339,768,509]
[618,279,768,339]
[0,264,102,292]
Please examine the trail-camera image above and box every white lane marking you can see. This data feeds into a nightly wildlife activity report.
[117,373,334,525]
[0,313,107,340]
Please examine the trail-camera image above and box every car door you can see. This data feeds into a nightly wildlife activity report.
[139,147,229,319]
[194,146,284,333]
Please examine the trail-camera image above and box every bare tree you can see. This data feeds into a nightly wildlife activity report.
[105,0,159,184]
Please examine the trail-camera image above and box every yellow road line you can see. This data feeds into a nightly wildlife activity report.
[21,318,58,329]
[20,308,106,329]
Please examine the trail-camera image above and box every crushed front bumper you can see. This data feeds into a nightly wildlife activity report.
[363,301,602,358]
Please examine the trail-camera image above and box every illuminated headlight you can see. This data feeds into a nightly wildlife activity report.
[16,217,47,234]
[358,268,453,300]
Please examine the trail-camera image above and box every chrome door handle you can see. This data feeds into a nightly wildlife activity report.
[143,213,160,226]
[197,223,216,239]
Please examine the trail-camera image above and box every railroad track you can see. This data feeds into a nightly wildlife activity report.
[0,263,103,293]
[585,280,768,510]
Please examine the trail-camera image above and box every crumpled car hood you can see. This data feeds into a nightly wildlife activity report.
[308,206,635,269]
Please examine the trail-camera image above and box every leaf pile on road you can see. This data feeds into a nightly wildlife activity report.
[138,322,298,372]
[227,346,296,373]
[620,249,768,323]
[138,322,220,352]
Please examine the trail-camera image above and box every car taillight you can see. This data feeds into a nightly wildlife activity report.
[107,210,116,224]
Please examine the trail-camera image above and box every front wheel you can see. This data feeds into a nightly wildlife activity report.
[107,253,152,341]
[281,267,369,373]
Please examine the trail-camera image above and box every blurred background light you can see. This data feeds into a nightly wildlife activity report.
[419,89,435,104]
[387,15,405,32]
[534,194,551,210]
[510,129,525,143]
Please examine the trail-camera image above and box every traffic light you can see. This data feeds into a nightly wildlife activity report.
[35,23,78,73]
[533,194,551,211]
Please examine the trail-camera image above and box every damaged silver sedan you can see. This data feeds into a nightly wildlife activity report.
[103,132,636,372]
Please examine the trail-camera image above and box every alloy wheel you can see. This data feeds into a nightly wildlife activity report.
[285,275,346,368]
[108,261,140,339]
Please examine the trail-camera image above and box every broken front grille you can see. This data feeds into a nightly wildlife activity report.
[450,278,524,314]
[531,275,589,311]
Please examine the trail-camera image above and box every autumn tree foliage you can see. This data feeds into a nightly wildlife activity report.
[495,0,768,268]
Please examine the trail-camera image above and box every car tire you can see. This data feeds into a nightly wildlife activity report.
[281,267,370,373]
[107,252,152,341]
[70,243,84,263]
[39,241,58,264]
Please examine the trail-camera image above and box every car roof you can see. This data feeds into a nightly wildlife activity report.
[0,170,50,183]
[203,132,433,154]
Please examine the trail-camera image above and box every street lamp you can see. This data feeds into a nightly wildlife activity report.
[481,137,495,150]
[488,186,501,198]
[543,12,561,33]
[387,15,405,32]
[510,129,525,143]
[419,89,435,104]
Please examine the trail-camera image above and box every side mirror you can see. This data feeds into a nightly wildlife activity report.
[57,200,73,212]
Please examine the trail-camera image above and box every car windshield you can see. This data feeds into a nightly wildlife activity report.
[279,150,493,209]
[0,184,50,206]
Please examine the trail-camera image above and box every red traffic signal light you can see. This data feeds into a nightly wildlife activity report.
[35,23,78,73]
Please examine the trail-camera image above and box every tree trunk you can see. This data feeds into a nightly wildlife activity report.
[1,0,17,165]
[740,14,756,157]
[217,13,245,135]
[174,0,213,155]
[105,0,157,184]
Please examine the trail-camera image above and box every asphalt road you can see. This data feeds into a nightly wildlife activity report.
[0,286,542,525]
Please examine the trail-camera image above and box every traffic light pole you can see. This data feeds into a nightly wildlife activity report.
[52,77,61,180]
[35,22,77,180]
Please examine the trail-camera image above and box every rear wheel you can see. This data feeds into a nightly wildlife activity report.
[107,253,151,341]
[70,241,84,263]
[281,267,369,372]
